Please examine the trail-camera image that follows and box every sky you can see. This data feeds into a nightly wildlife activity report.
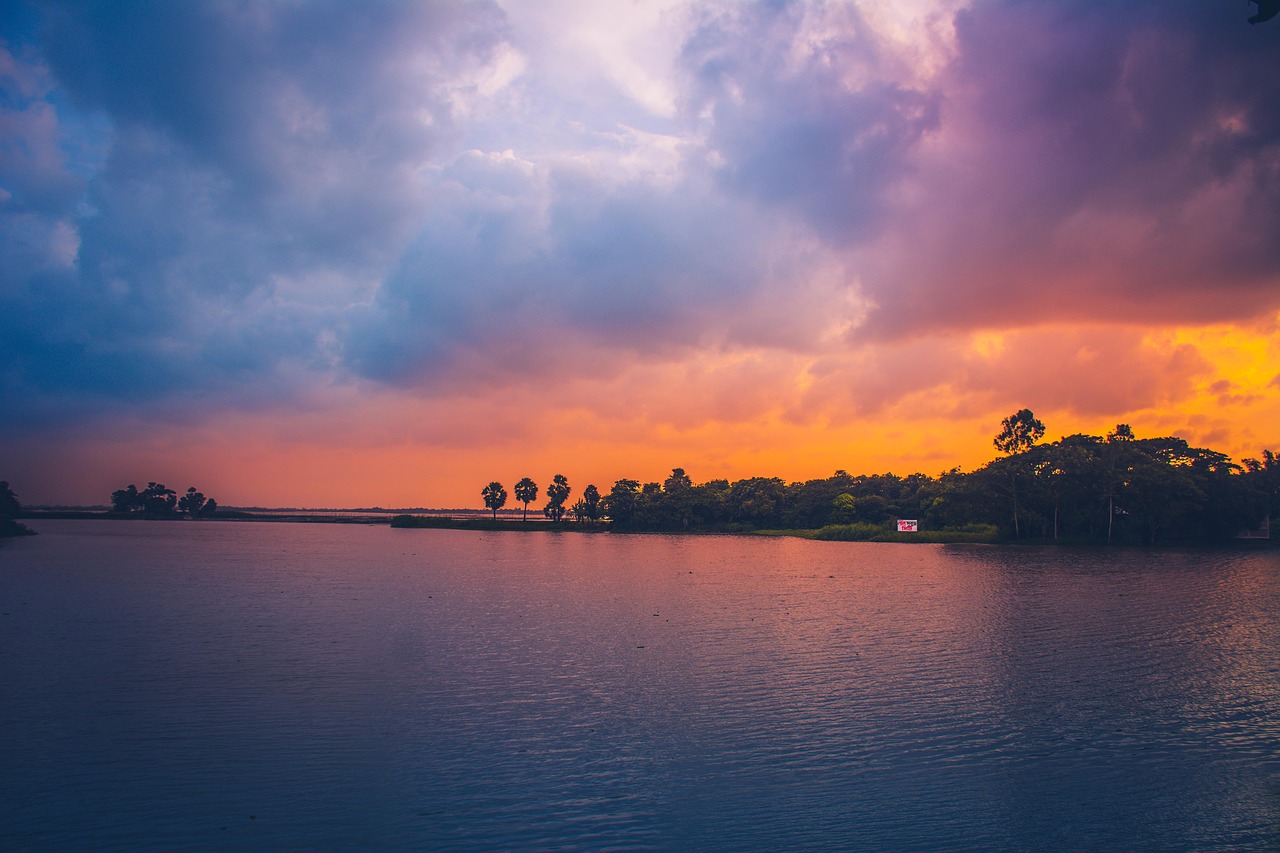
[2,0,1279,509]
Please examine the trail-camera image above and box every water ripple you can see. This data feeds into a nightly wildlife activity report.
[2,523,1278,850]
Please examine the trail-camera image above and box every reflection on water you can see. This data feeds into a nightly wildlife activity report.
[2,521,1278,850]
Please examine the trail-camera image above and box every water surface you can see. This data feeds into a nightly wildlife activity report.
[2,521,1278,850]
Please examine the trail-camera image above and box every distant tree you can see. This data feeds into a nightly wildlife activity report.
[177,487,206,517]
[1030,436,1104,541]
[544,474,570,522]
[664,468,693,492]
[141,482,177,516]
[994,409,1046,455]
[1120,441,1204,545]
[604,479,641,526]
[111,481,214,518]
[482,481,507,519]
[1242,449,1279,525]
[582,484,602,521]
[787,473,857,528]
[111,483,143,513]
[1108,423,1135,443]
[830,492,857,524]
[514,477,538,521]
[726,477,787,527]
[0,481,21,518]
[569,498,589,523]
[691,479,731,527]
[1103,424,1136,543]
[657,469,698,527]
[993,409,1045,537]
[0,481,34,537]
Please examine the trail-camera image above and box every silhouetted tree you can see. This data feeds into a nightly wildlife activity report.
[177,487,206,517]
[0,481,21,518]
[544,474,570,522]
[0,481,34,537]
[1243,450,1279,523]
[514,477,538,522]
[1103,424,1136,543]
[727,477,787,527]
[605,479,640,526]
[664,468,692,492]
[993,409,1045,537]
[1120,439,1205,545]
[482,481,507,519]
[691,479,731,527]
[582,484,602,521]
[994,409,1046,455]
[111,484,143,513]
[140,482,177,516]
[1038,436,1105,540]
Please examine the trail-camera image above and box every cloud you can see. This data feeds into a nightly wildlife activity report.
[1,0,516,425]
[848,0,1280,338]
[342,142,829,390]
[787,324,1213,427]
[2,0,1278,507]
[678,1,942,244]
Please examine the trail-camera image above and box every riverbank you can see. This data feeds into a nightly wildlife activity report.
[14,510,1272,547]
[20,509,393,524]
[390,515,608,532]
[0,518,37,537]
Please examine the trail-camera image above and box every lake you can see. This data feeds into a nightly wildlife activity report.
[2,520,1278,851]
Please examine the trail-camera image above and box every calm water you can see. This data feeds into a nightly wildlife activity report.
[2,521,1278,851]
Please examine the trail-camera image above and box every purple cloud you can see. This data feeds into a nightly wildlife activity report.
[2,0,1278,444]
[849,0,1280,338]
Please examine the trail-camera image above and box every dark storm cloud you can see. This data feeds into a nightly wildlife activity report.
[39,1,500,191]
[1,1,510,426]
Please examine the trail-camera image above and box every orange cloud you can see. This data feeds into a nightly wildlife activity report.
[11,315,1275,508]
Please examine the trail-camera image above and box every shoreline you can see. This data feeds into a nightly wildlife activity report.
[13,511,1273,549]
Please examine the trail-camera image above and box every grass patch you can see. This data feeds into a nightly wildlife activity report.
[811,522,999,544]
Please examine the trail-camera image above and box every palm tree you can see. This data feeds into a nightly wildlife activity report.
[544,474,570,522]
[514,477,538,521]
[482,481,507,519]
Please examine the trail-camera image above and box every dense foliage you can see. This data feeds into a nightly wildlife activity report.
[595,421,1277,545]
[110,482,218,517]
[0,480,36,537]
[481,481,507,519]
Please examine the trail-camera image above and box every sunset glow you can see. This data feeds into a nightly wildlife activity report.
[2,0,1278,508]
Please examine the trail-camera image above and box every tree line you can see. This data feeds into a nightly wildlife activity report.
[110,482,219,517]
[0,481,35,537]
[481,476,603,523]
[486,411,1277,545]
